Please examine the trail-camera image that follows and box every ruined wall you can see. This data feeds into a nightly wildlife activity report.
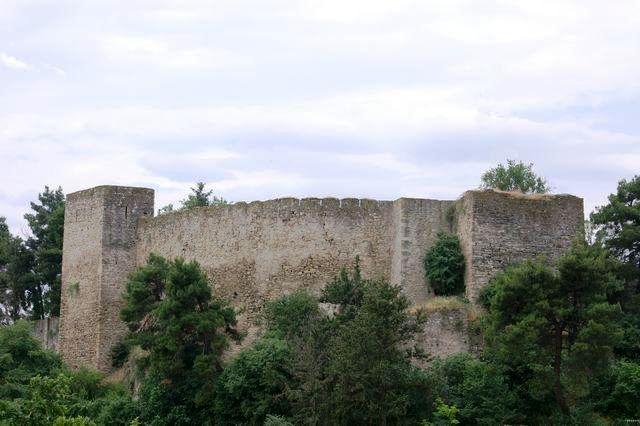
[456,190,584,302]
[136,198,397,341]
[59,185,584,370]
[59,186,154,370]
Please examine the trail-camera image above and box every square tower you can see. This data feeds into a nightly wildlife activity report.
[58,186,154,371]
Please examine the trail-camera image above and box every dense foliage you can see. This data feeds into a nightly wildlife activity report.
[591,175,640,270]
[0,321,138,426]
[119,255,238,425]
[591,175,640,361]
[481,242,623,420]
[0,187,64,322]
[213,263,435,425]
[424,233,465,296]
[481,159,549,193]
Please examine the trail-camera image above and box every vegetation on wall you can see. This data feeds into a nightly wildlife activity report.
[481,159,549,194]
[424,232,465,296]
[158,182,227,215]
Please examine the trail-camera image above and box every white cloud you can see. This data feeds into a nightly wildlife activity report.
[99,35,250,69]
[0,52,31,70]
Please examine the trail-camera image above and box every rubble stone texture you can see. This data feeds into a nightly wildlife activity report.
[58,185,583,372]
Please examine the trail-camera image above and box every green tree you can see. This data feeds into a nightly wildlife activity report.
[590,175,640,270]
[214,338,293,424]
[482,242,622,419]
[323,266,434,424]
[423,233,465,296]
[480,159,549,193]
[0,320,62,399]
[591,175,640,361]
[0,218,33,323]
[23,186,65,318]
[181,182,227,210]
[0,321,137,425]
[430,353,518,425]
[120,254,238,425]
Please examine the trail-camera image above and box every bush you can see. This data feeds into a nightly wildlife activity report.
[214,338,293,424]
[424,233,465,296]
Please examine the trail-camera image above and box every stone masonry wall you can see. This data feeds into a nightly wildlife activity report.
[32,317,59,352]
[59,186,584,370]
[135,198,399,344]
[457,190,584,302]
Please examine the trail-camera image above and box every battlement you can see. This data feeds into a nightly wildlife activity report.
[59,185,583,371]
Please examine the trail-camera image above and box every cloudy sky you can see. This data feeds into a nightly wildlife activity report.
[1,0,639,234]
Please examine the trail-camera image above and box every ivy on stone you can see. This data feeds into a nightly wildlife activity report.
[424,233,465,296]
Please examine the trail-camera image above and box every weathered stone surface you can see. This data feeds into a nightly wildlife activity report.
[59,186,583,371]
[32,317,59,351]
[58,186,153,371]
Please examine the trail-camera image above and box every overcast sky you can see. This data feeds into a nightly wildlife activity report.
[1,1,639,234]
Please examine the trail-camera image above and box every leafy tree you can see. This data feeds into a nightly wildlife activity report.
[214,338,293,424]
[157,204,174,215]
[597,360,640,419]
[0,320,62,399]
[591,175,640,270]
[590,176,640,362]
[430,353,518,425]
[120,254,238,425]
[324,268,434,424]
[181,182,227,210]
[0,321,137,426]
[480,159,549,193]
[0,218,33,323]
[424,233,465,296]
[482,242,623,419]
[23,186,65,318]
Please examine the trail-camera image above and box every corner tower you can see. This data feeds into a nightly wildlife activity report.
[59,186,154,371]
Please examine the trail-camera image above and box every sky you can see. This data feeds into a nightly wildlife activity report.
[1,0,639,235]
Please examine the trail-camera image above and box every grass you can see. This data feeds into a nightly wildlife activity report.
[411,296,467,314]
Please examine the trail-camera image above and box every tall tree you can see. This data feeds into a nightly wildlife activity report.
[23,186,65,319]
[591,175,640,361]
[590,175,640,270]
[0,217,38,323]
[181,182,227,210]
[120,254,238,425]
[482,242,622,419]
[480,159,549,194]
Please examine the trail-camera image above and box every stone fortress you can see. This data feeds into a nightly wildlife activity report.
[54,185,583,372]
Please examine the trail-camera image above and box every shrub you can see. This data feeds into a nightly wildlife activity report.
[424,233,465,296]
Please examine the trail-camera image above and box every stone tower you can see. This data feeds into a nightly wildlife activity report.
[58,186,154,370]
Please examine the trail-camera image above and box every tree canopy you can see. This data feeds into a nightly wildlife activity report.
[480,159,549,193]
[0,187,64,322]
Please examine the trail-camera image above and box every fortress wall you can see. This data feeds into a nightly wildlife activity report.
[391,198,454,304]
[135,197,401,338]
[461,190,584,302]
[59,185,584,371]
